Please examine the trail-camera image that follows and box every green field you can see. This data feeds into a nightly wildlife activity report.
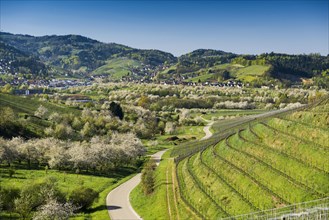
[173,98,329,219]
[92,57,142,80]
[0,93,81,116]
[234,65,271,82]
[196,109,267,121]
[0,93,81,136]
[0,166,136,219]
[185,63,270,83]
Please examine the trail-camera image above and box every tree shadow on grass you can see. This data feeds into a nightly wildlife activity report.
[154,180,172,190]
[0,175,27,180]
[85,204,109,213]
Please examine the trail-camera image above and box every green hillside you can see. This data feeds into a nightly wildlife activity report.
[171,98,329,219]
[0,32,177,76]
[0,42,48,77]
[184,63,271,83]
[92,57,142,80]
[0,93,81,137]
[1,32,328,87]
[234,64,271,82]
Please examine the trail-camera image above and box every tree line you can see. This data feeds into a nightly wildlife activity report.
[0,133,145,173]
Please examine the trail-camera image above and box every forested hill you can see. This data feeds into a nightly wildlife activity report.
[0,32,177,75]
[0,42,48,77]
[231,53,329,85]
[0,32,328,88]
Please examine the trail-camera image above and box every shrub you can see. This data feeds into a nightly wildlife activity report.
[141,159,156,195]
[69,187,99,211]
[109,101,124,120]
[8,167,15,178]
[0,187,20,212]
[15,177,64,219]
[33,199,75,220]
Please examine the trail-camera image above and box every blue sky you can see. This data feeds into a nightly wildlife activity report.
[1,0,328,56]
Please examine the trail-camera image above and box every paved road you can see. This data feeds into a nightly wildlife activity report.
[201,121,214,140]
[107,149,168,220]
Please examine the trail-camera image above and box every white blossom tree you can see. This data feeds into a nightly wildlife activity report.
[0,137,20,166]
[33,199,75,220]
[17,140,41,168]
[68,142,89,170]
[34,105,48,119]
[48,112,62,123]
[165,122,176,135]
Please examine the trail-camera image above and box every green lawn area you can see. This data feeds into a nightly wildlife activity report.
[0,166,136,219]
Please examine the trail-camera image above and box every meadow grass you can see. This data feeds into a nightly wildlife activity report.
[0,93,81,136]
[187,73,213,83]
[236,65,270,82]
[0,93,81,116]
[0,165,136,220]
[92,58,142,80]
[185,64,270,83]
[189,152,254,216]
[200,109,266,120]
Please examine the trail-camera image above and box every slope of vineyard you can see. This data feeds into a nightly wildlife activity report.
[174,98,329,219]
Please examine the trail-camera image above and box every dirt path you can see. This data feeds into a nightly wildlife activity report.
[107,149,168,220]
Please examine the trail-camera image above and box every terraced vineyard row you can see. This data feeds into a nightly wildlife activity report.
[174,97,329,219]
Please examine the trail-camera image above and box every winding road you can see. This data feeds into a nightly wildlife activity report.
[106,119,214,220]
[107,149,168,220]
[201,120,214,140]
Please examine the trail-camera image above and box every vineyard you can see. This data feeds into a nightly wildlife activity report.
[172,98,329,219]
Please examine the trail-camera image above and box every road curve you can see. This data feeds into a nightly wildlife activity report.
[201,121,214,140]
[107,149,168,220]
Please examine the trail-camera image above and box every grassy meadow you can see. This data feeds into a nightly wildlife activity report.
[0,165,136,219]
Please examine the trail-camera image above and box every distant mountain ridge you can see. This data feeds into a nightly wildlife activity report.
[0,32,328,88]
[0,32,177,75]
